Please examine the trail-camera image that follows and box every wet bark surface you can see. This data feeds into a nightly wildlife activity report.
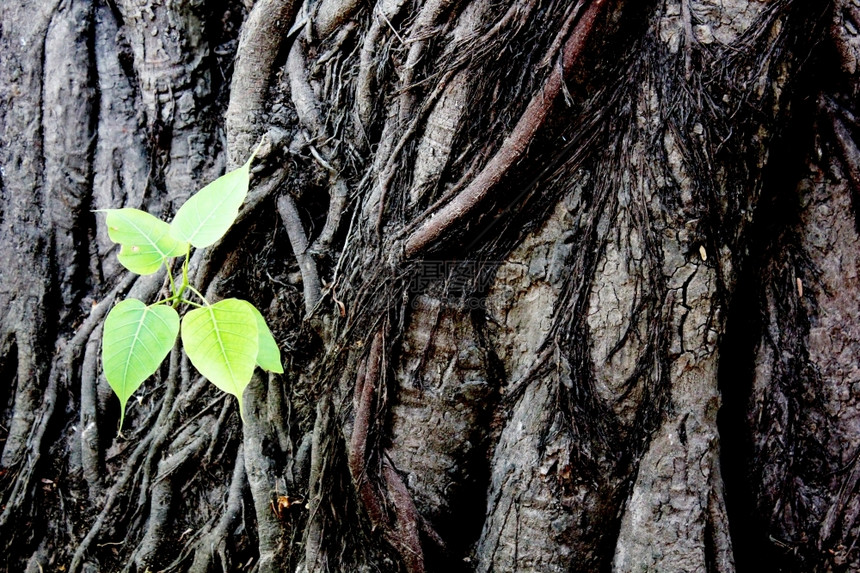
[0,0,858,572]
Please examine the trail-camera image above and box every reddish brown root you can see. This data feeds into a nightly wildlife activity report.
[403,0,608,257]
[347,328,428,571]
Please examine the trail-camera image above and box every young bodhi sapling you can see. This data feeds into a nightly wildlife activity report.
[99,143,283,429]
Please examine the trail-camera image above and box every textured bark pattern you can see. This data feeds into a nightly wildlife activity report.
[748,160,860,572]
[0,1,857,572]
[738,4,860,568]
[389,296,493,547]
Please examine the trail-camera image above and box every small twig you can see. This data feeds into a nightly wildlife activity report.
[378,8,406,47]
[185,285,209,306]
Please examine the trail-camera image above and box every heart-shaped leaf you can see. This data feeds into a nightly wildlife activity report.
[169,159,252,248]
[239,300,283,374]
[102,299,179,429]
[181,298,258,419]
[101,208,188,275]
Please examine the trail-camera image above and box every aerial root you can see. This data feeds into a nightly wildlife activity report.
[80,327,104,504]
[348,329,386,524]
[237,161,290,229]
[278,194,322,314]
[193,165,289,292]
[347,328,428,572]
[365,65,461,236]
[69,431,155,573]
[819,449,860,548]
[204,397,233,463]
[303,397,332,572]
[135,349,187,510]
[483,0,539,45]
[355,19,384,130]
[403,0,609,257]
[225,0,302,167]
[242,374,291,570]
[69,348,213,573]
[128,429,209,571]
[287,40,351,254]
[397,0,461,121]
[0,273,136,538]
[313,0,363,39]
[187,445,248,573]
[382,459,428,573]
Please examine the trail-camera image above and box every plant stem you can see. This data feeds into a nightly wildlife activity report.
[173,245,191,308]
[182,244,190,286]
[185,286,210,306]
[249,136,266,164]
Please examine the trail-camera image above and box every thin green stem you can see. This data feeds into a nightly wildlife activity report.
[185,286,210,306]
[173,244,191,308]
[249,136,266,164]
[178,298,204,309]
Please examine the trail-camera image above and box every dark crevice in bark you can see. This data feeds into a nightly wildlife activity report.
[718,272,772,572]
[204,0,247,114]
[44,0,98,326]
[719,254,779,572]
[717,56,821,573]
[718,6,851,570]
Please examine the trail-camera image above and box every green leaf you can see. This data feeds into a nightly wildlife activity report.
[101,208,188,275]
[169,159,252,248]
[181,298,259,420]
[239,301,283,374]
[102,299,179,429]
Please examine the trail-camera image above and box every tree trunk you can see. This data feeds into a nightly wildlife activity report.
[0,0,858,571]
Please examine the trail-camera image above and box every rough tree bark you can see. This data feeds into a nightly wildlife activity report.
[0,0,858,572]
